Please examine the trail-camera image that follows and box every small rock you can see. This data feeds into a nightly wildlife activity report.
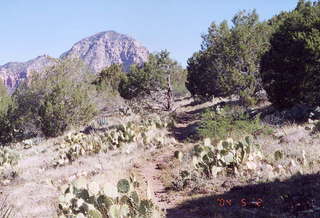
[263,164,276,180]
[308,119,316,124]
[221,180,233,189]
[203,138,211,146]
[279,136,289,144]
[2,179,10,185]
[133,163,141,168]
[273,164,285,174]
[246,161,257,170]
[305,126,312,131]
[288,159,302,174]
[88,182,100,196]
[289,159,297,168]
[302,150,307,166]
[156,163,165,170]
[68,175,76,182]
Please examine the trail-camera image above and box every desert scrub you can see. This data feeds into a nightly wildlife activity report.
[21,137,44,149]
[170,137,265,191]
[0,147,20,183]
[96,116,108,127]
[58,176,164,218]
[197,105,264,141]
[0,195,14,218]
[54,119,170,166]
[0,79,24,145]
[311,121,320,135]
[13,58,97,138]
[192,136,263,178]
[54,122,139,166]
[0,147,19,170]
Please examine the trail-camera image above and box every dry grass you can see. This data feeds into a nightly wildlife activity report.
[0,195,14,218]
[2,96,320,217]
[257,122,320,177]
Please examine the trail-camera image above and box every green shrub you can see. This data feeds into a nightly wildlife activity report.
[186,10,273,105]
[0,110,20,145]
[39,82,96,137]
[186,50,224,101]
[93,64,126,95]
[171,68,188,97]
[0,80,12,117]
[0,81,23,145]
[261,1,320,109]
[118,50,185,99]
[197,105,263,141]
[13,58,97,137]
[312,121,320,134]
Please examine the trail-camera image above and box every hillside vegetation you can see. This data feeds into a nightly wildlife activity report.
[2,1,320,218]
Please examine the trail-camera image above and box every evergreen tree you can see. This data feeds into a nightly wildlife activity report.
[186,10,273,105]
[261,1,320,108]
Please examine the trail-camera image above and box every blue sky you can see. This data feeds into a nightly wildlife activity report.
[0,0,298,67]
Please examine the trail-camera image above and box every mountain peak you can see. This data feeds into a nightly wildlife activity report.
[0,31,149,92]
[61,30,149,72]
[93,30,125,37]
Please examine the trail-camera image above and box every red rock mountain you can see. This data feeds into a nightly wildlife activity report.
[0,31,149,92]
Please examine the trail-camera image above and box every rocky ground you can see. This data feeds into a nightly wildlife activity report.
[2,96,320,217]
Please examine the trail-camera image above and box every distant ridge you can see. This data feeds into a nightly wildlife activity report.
[0,31,149,92]
[60,31,149,72]
[0,55,56,93]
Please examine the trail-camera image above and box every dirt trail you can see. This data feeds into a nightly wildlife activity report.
[133,143,197,216]
[0,96,221,217]
[133,97,221,214]
[134,149,176,208]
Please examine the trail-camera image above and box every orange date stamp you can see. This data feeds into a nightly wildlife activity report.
[216,198,263,208]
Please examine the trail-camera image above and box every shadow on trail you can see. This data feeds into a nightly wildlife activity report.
[170,99,240,142]
[170,122,199,142]
[166,172,320,218]
[175,96,192,103]
[169,105,201,142]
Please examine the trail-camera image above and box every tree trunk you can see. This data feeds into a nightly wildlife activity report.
[166,75,173,111]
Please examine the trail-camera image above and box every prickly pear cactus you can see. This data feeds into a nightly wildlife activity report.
[96,116,108,127]
[192,136,262,177]
[58,175,164,218]
[0,147,20,177]
[174,151,183,162]
[117,179,130,194]
[274,150,284,161]
[54,122,139,166]
[0,147,19,167]
[54,117,172,167]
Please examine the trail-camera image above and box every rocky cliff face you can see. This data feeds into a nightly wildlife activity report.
[0,55,57,93]
[0,31,149,92]
[61,31,149,72]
